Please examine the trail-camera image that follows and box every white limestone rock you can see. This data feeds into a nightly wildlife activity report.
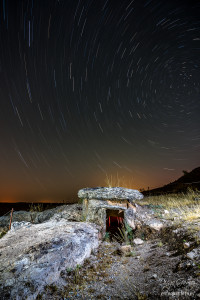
[0,217,99,299]
[183,242,190,249]
[145,219,164,231]
[186,249,199,260]
[133,238,144,245]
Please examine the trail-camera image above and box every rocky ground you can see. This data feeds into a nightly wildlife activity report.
[38,224,200,299]
[53,240,199,300]
[0,201,200,299]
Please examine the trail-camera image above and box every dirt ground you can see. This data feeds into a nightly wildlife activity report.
[42,237,200,300]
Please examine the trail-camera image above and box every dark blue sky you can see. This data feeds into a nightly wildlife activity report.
[0,0,200,201]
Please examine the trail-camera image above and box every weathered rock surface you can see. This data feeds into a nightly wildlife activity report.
[0,204,82,229]
[186,248,200,260]
[0,216,99,300]
[78,187,144,202]
[0,211,33,228]
[133,204,166,232]
[145,219,164,231]
[124,208,136,229]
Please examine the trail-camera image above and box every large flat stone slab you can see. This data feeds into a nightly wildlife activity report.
[78,187,144,202]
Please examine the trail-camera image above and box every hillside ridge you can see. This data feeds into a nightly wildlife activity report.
[144,167,200,195]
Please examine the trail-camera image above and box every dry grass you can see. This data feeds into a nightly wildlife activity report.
[29,203,44,212]
[105,173,134,189]
[0,229,8,239]
[140,189,199,208]
[139,189,200,222]
[180,205,200,222]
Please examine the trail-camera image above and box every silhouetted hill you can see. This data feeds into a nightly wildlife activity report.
[143,167,200,195]
[175,167,200,184]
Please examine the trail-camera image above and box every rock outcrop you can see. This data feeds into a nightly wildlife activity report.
[0,204,82,230]
[133,204,165,232]
[0,216,99,300]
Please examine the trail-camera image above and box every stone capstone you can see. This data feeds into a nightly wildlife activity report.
[78,187,144,202]
[0,216,99,300]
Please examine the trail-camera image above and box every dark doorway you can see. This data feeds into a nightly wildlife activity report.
[106,209,124,240]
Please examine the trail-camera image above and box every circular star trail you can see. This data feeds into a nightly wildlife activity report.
[0,0,200,201]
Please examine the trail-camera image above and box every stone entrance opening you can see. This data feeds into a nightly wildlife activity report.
[106,209,124,240]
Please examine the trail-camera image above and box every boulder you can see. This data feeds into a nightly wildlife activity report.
[35,204,82,223]
[0,216,99,299]
[133,205,165,231]
[0,204,82,229]
[0,211,33,228]
[78,187,144,202]
[145,219,164,231]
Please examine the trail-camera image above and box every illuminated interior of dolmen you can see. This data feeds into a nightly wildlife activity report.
[106,209,124,240]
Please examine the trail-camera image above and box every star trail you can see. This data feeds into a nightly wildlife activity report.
[0,0,200,202]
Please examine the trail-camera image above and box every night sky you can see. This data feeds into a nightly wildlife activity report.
[0,0,200,202]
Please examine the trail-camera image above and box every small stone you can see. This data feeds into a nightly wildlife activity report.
[152,274,157,279]
[133,238,144,245]
[188,280,196,287]
[183,242,190,249]
[143,265,150,272]
[120,245,132,254]
[114,245,133,256]
[186,249,198,260]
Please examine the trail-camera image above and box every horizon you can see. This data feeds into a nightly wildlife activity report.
[0,166,199,203]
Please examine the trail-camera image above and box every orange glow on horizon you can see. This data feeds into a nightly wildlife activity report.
[0,198,16,203]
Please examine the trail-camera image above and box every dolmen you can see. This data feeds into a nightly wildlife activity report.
[78,187,144,234]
